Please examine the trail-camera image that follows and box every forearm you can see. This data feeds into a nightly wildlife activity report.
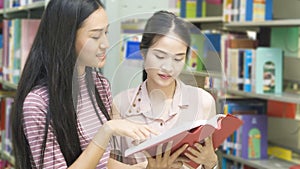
[108,158,146,169]
[68,141,106,169]
[69,124,112,169]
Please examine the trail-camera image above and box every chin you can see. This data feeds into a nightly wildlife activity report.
[97,60,106,68]
[155,79,175,88]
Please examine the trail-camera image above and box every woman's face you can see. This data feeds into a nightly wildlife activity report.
[144,34,187,88]
[75,7,109,71]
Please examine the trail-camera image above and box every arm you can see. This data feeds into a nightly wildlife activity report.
[107,158,147,169]
[23,92,157,169]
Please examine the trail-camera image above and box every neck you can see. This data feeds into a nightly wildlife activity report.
[77,65,86,76]
[146,80,176,100]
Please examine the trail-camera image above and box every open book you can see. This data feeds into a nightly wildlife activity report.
[125,114,243,168]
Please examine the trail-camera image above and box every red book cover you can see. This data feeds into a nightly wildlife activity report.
[125,114,243,168]
[267,100,296,119]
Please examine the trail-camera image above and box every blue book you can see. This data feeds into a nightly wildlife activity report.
[180,0,187,18]
[245,0,253,21]
[244,49,254,92]
[196,0,203,17]
[265,0,272,20]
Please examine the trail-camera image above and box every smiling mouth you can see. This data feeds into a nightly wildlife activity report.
[158,74,172,79]
[96,53,106,59]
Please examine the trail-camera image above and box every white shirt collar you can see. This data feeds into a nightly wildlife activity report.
[125,79,189,120]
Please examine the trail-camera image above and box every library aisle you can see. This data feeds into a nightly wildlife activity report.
[1,0,300,169]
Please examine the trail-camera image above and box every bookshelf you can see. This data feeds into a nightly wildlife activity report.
[0,1,45,167]
[0,1,45,19]
[222,154,298,169]
[184,16,223,23]
[225,19,300,27]
[0,80,18,90]
[0,149,15,166]
[182,2,300,169]
[3,1,45,14]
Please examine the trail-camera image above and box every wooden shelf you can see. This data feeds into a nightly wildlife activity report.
[222,154,298,169]
[4,1,45,13]
[181,70,223,78]
[0,80,18,90]
[225,19,300,27]
[0,149,15,165]
[225,89,300,104]
[184,16,223,23]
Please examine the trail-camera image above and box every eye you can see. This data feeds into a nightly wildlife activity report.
[155,54,164,59]
[174,57,184,62]
[91,36,100,40]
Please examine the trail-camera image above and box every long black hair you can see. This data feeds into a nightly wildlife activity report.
[11,0,110,168]
[140,11,191,80]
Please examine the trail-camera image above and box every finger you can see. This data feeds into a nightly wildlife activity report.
[156,143,163,162]
[143,150,154,166]
[124,132,139,140]
[143,125,160,135]
[171,161,184,168]
[187,146,201,157]
[134,130,147,141]
[176,156,190,163]
[169,144,188,162]
[139,127,153,138]
[184,152,199,164]
[194,143,204,152]
[205,136,213,147]
[163,141,173,160]
[143,150,152,158]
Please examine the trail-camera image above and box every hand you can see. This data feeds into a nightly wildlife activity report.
[144,141,189,169]
[105,119,159,141]
[92,119,158,150]
[184,137,218,169]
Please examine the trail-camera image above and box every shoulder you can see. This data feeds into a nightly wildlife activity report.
[113,87,137,116]
[23,86,49,111]
[114,87,136,104]
[181,82,215,115]
[181,82,214,102]
[23,86,49,126]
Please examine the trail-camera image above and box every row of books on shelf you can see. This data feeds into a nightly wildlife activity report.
[175,0,273,22]
[0,18,40,85]
[176,0,222,18]
[223,0,273,22]
[0,0,44,9]
[221,31,285,94]
[220,98,300,168]
[226,46,283,94]
[0,97,14,168]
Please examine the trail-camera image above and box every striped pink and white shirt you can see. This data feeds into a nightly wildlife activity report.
[22,72,112,169]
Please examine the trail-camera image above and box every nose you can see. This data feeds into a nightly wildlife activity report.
[100,35,109,49]
[161,59,173,74]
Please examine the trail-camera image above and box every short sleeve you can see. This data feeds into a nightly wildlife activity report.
[23,91,67,169]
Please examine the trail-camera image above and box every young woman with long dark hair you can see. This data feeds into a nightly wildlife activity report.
[11,0,166,168]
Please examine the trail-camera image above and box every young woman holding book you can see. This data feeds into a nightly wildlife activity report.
[11,1,187,169]
[113,11,219,169]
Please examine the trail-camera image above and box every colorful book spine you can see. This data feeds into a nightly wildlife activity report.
[255,47,283,94]
[244,49,254,92]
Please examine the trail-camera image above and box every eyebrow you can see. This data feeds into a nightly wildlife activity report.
[88,25,110,32]
[153,49,186,56]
